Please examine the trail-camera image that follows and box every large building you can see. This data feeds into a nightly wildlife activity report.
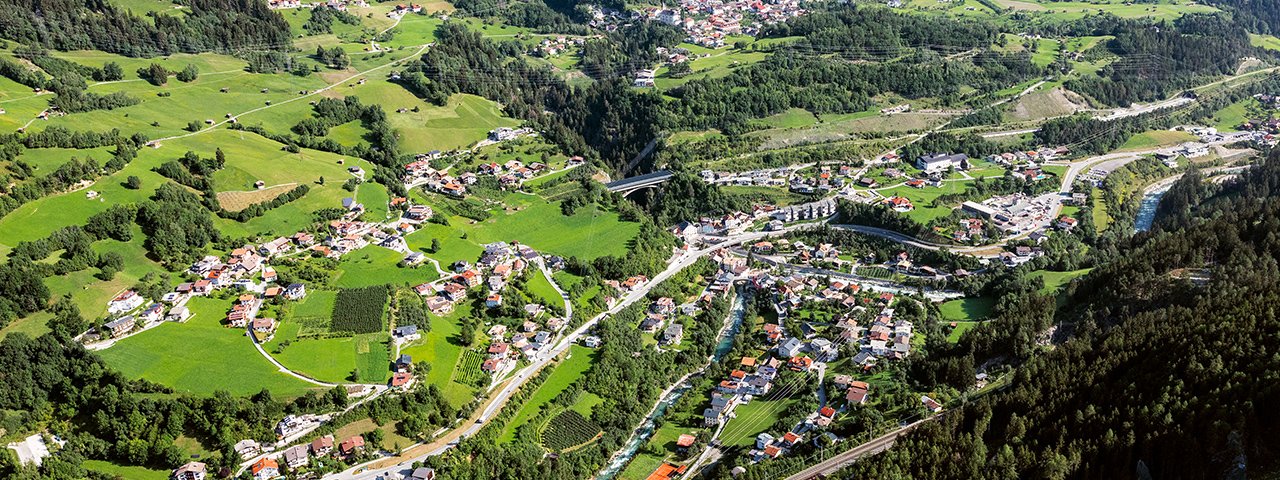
[916,153,969,174]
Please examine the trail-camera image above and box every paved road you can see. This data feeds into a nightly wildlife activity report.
[783,417,938,480]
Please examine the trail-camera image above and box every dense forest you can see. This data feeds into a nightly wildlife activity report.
[0,0,293,57]
[799,150,1280,480]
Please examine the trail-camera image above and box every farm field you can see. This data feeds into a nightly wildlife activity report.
[97,297,319,397]
[879,180,975,223]
[1250,34,1280,52]
[946,321,980,343]
[1030,268,1093,294]
[498,345,601,442]
[332,417,416,451]
[525,267,564,307]
[992,0,1217,20]
[265,325,391,384]
[540,410,601,452]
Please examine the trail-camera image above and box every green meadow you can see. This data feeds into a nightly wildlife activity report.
[498,345,602,442]
[97,297,319,397]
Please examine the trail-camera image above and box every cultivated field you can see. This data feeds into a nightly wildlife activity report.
[216,183,298,211]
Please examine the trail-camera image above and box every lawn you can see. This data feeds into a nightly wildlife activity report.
[946,322,980,343]
[399,303,479,407]
[264,326,391,384]
[718,398,797,447]
[938,297,995,321]
[1213,98,1255,131]
[1030,268,1093,294]
[97,297,319,397]
[83,460,171,480]
[498,345,601,442]
[332,417,415,452]
[880,180,975,223]
[335,246,441,288]
[525,267,563,307]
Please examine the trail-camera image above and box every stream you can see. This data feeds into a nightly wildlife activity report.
[596,292,748,479]
[1134,184,1172,232]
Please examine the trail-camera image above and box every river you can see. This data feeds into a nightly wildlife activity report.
[596,292,748,479]
[1134,184,1171,232]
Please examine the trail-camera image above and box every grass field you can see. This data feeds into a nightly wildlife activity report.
[718,398,797,447]
[1120,130,1198,150]
[992,0,1217,20]
[264,325,391,384]
[938,297,995,321]
[332,417,415,451]
[1250,34,1280,52]
[525,267,563,307]
[498,345,601,443]
[83,460,171,480]
[336,246,441,288]
[1213,98,1255,131]
[216,183,298,211]
[946,322,980,343]
[879,180,976,223]
[98,297,319,397]
[399,303,479,407]
[1030,268,1093,294]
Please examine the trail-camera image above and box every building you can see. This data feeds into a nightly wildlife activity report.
[108,290,145,315]
[778,337,803,358]
[283,444,309,468]
[340,435,366,457]
[916,153,969,174]
[250,458,279,480]
[662,323,684,345]
[284,283,307,300]
[394,325,421,341]
[310,435,335,457]
[103,316,136,337]
[409,467,437,480]
[172,462,207,480]
[847,381,870,405]
[961,201,997,219]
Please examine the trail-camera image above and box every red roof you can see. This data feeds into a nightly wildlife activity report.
[676,434,696,447]
[819,406,836,418]
[251,458,277,474]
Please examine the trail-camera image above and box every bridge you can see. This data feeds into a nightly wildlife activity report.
[604,169,674,195]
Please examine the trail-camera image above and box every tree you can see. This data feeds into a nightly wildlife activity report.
[430,238,440,253]
[101,61,124,81]
[124,175,141,189]
[176,64,199,82]
[139,63,169,86]
[668,61,692,78]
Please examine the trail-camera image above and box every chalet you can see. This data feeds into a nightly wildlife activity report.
[283,444,309,469]
[103,316,136,337]
[651,297,676,315]
[427,296,454,315]
[662,323,684,345]
[394,325,421,341]
[640,314,665,332]
[172,462,207,480]
[882,196,914,212]
[777,337,802,358]
[390,371,414,389]
[339,436,365,457]
[441,283,466,301]
[310,435,335,457]
[787,356,814,372]
[234,439,260,459]
[259,237,291,256]
[290,232,315,246]
[284,283,307,300]
[846,381,870,405]
[406,204,433,221]
[250,458,279,480]
[108,290,145,315]
[1056,216,1078,230]
[252,318,276,334]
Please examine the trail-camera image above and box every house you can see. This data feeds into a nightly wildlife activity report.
[390,371,415,389]
[1056,216,1078,230]
[394,325,421,341]
[781,432,802,447]
[103,316,136,337]
[140,303,165,323]
[250,458,279,480]
[485,294,503,308]
[172,462,207,480]
[787,355,814,372]
[916,153,969,174]
[778,337,803,358]
[284,283,307,300]
[409,467,437,480]
[581,336,602,348]
[645,463,687,480]
[755,433,775,449]
[252,317,276,334]
[922,395,943,413]
[310,435,335,456]
[847,381,870,404]
[283,444,309,469]
[234,439,260,459]
[396,354,414,372]
[108,290,145,315]
[662,323,684,345]
[166,305,191,322]
[675,434,697,453]
[339,435,366,457]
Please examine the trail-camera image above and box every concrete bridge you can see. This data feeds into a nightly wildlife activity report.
[604,169,674,195]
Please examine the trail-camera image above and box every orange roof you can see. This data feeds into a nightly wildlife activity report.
[676,434,696,447]
[645,463,688,480]
[251,458,277,474]
[741,357,757,367]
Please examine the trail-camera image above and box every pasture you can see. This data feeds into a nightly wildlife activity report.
[399,303,480,407]
[335,246,441,288]
[97,296,319,397]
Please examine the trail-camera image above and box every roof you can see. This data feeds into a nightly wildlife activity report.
[644,463,688,480]
[251,457,278,474]
[676,434,696,447]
